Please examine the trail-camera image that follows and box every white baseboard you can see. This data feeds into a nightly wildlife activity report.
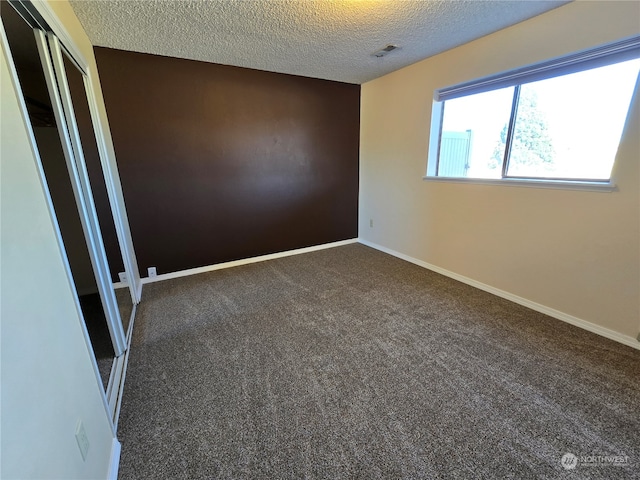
[141,239,359,285]
[107,438,121,480]
[358,238,640,351]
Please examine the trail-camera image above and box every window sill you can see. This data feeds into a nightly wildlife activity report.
[422,176,617,192]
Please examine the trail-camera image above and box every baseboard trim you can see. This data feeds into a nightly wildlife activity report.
[141,239,359,285]
[358,239,639,351]
[107,438,121,480]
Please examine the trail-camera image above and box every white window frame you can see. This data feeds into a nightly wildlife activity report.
[424,35,640,192]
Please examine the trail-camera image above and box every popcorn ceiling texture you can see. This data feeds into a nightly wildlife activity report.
[69,0,566,84]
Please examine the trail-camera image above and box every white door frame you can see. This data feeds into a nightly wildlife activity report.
[0,11,117,436]
[37,31,127,356]
[28,0,143,304]
[3,0,143,426]
[82,65,141,306]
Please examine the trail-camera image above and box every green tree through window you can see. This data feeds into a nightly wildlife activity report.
[490,88,555,174]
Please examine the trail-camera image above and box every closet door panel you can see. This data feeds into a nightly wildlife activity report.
[34,30,126,356]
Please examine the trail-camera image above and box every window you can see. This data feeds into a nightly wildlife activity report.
[426,36,640,186]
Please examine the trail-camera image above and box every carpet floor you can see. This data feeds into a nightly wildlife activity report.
[117,244,639,479]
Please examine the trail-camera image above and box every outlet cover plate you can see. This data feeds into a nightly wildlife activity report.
[75,420,90,461]
[148,267,157,278]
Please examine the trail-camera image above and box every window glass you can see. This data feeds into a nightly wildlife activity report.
[439,87,514,179]
[430,54,640,184]
[506,59,640,180]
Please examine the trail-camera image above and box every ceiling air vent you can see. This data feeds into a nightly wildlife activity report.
[372,44,399,58]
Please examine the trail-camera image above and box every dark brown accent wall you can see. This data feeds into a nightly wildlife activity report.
[94,48,360,276]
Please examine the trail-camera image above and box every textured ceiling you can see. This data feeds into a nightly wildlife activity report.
[69,0,568,85]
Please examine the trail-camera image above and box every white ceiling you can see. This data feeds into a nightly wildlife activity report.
[69,0,568,85]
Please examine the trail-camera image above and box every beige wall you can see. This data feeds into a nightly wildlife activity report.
[359,1,640,341]
[0,38,115,479]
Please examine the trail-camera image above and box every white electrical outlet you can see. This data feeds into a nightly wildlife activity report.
[148,267,157,278]
[369,218,374,228]
[118,272,127,283]
[75,420,90,461]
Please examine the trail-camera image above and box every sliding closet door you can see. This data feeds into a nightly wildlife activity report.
[33,30,126,356]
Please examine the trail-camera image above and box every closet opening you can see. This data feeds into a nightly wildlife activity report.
[1,1,132,394]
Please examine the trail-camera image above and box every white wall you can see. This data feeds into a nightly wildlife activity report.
[359,1,640,344]
[1,36,115,479]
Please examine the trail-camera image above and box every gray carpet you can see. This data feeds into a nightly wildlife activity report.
[117,244,639,479]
